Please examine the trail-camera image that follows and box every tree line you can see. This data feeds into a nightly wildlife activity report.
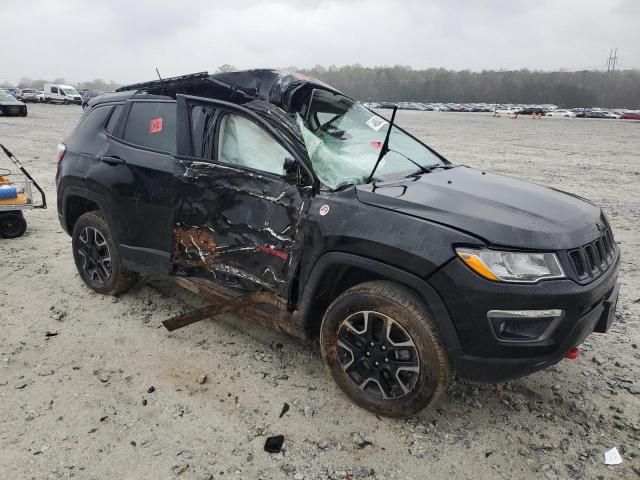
[300,65,640,108]
[5,65,639,108]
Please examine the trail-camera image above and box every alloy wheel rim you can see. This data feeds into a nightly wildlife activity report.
[77,227,112,284]
[336,310,420,400]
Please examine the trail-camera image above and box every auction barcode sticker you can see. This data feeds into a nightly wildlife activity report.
[366,116,387,131]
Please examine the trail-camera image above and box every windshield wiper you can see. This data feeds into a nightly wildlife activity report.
[406,163,459,177]
[386,149,435,175]
[366,106,397,184]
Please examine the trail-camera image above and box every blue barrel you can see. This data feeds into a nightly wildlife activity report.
[0,186,18,199]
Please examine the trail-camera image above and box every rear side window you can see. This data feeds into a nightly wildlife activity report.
[106,104,124,135]
[69,106,112,146]
[51,87,58,94]
[123,101,176,154]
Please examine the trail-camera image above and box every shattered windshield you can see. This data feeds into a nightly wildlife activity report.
[298,89,444,189]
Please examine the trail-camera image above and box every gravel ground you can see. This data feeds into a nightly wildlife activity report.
[0,104,638,480]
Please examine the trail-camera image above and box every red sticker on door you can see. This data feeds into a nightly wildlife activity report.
[149,117,163,134]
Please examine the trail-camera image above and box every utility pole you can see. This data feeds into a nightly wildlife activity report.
[603,48,618,107]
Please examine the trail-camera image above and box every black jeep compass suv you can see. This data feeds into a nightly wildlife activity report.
[55,70,620,416]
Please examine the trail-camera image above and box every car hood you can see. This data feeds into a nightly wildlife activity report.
[0,97,24,105]
[355,167,605,250]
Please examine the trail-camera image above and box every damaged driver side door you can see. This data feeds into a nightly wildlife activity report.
[172,95,312,299]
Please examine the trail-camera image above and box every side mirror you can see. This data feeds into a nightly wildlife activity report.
[283,157,300,183]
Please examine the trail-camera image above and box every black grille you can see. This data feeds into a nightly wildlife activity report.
[568,228,617,281]
[569,250,585,277]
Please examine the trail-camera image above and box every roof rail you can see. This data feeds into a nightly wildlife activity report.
[116,71,210,93]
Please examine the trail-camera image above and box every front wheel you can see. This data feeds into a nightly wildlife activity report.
[320,281,451,416]
[72,211,138,295]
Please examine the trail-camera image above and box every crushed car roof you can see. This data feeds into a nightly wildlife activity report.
[115,69,345,113]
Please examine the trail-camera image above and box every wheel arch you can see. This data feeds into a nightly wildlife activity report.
[63,193,100,234]
[294,252,461,352]
[61,187,121,248]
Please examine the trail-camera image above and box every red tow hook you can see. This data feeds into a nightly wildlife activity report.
[565,347,580,360]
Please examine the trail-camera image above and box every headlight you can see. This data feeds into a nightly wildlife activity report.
[456,248,565,283]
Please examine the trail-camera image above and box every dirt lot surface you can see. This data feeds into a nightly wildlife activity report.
[1,104,638,480]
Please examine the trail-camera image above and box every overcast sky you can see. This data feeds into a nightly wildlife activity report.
[1,0,639,85]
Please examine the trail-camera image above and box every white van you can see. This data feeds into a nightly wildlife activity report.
[44,84,82,104]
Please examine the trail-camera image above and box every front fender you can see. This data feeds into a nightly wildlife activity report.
[294,251,462,353]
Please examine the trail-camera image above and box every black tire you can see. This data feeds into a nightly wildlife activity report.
[320,281,451,416]
[0,211,27,238]
[63,99,69,105]
[71,211,138,295]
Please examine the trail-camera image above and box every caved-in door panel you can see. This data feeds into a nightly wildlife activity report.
[173,161,302,294]
[172,95,312,296]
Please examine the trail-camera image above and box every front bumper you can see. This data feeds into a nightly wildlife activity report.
[429,251,620,382]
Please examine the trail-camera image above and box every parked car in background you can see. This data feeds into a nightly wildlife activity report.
[16,88,40,102]
[494,107,517,115]
[546,110,576,118]
[517,107,546,115]
[44,84,82,104]
[36,90,45,102]
[0,91,27,116]
[81,90,105,109]
[571,108,590,118]
[587,111,612,119]
[621,111,640,120]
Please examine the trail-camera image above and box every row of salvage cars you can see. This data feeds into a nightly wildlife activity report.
[369,101,640,119]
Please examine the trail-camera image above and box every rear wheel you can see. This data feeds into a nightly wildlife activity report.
[0,211,27,238]
[72,211,138,295]
[320,281,451,416]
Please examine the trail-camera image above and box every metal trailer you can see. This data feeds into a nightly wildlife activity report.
[0,144,46,238]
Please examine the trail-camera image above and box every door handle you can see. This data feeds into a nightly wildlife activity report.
[100,155,126,166]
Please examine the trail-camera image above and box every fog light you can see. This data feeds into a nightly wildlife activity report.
[487,309,564,342]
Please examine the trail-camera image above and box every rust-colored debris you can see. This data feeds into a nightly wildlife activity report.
[163,277,304,337]
[162,291,276,331]
[173,225,217,268]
